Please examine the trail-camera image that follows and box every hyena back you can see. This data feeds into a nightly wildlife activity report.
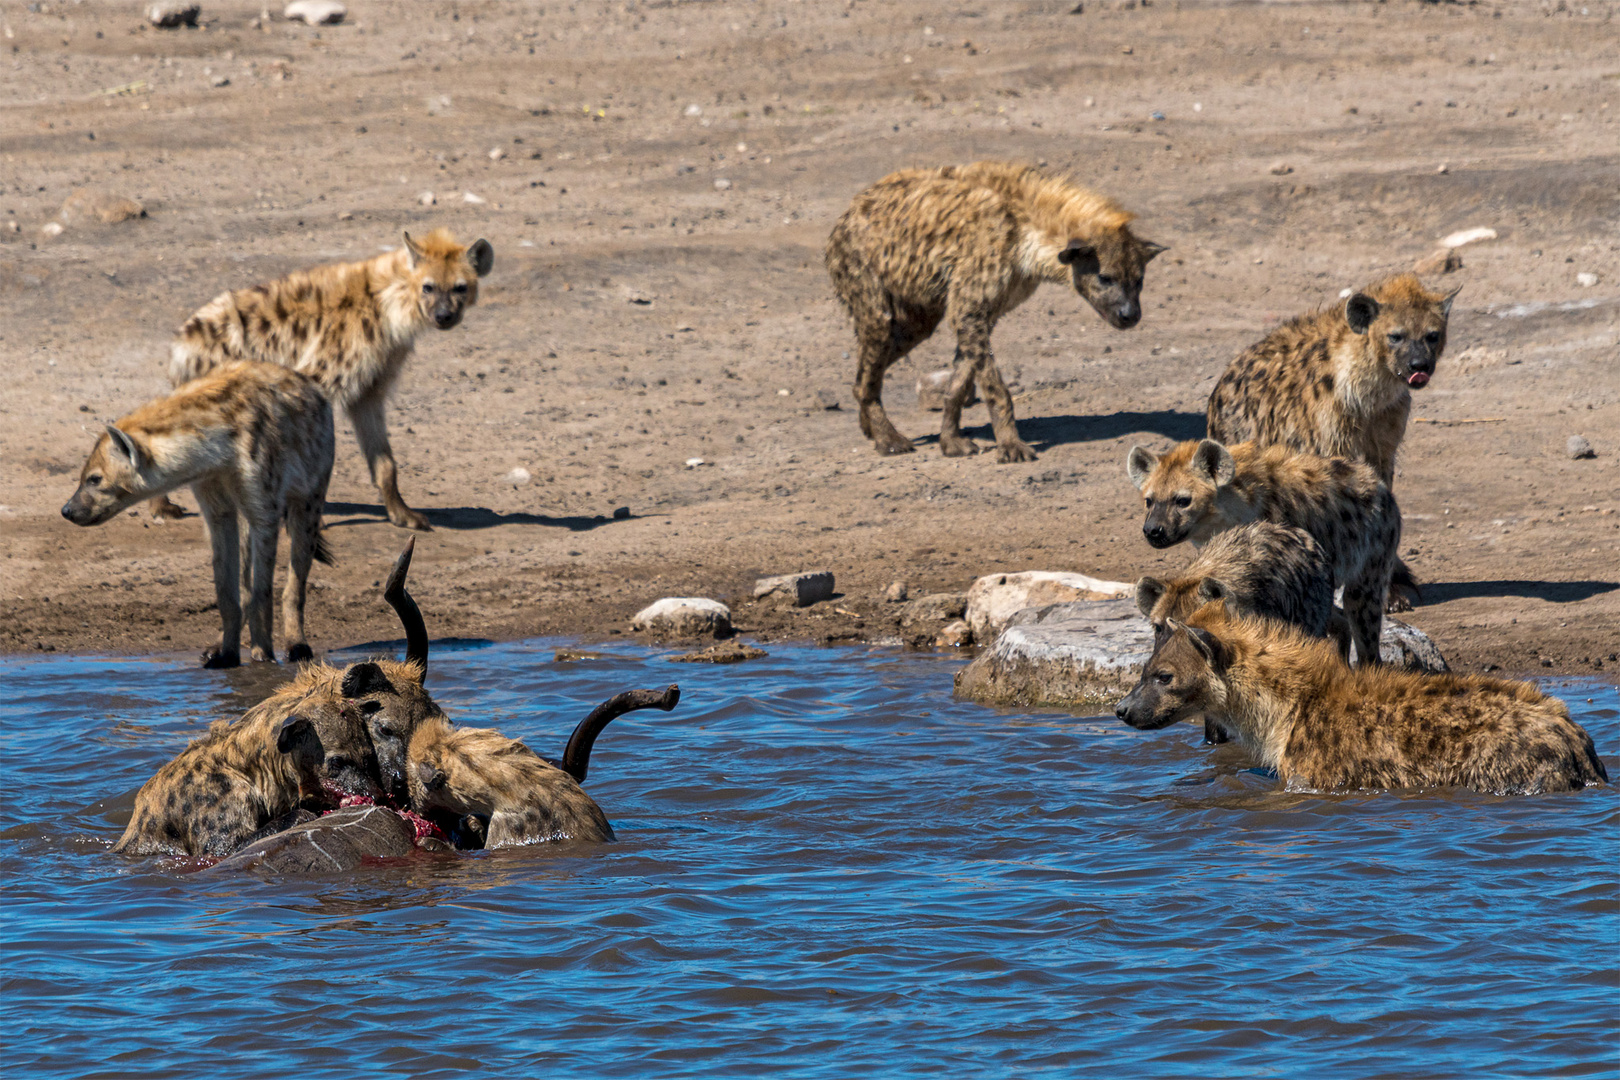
[62,361,334,667]
[826,161,1162,463]
[1126,438,1398,668]
[160,228,493,531]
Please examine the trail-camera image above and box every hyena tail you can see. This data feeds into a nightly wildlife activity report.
[560,684,681,783]
[313,527,336,567]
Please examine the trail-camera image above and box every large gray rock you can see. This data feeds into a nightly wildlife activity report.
[206,806,418,874]
[753,570,834,607]
[954,598,1154,708]
[965,570,1134,643]
[1362,616,1450,673]
[631,597,732,638]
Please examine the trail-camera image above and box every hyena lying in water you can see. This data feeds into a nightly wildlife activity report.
[1116,602,1608,794]
[827,160,1163,463]
[152,228,493,531]
[1206,273,1459,609]
[1127,438,1399,671]
[62,361,334,667]
[408,685,682,847]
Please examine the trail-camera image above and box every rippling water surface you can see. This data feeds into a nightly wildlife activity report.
[2,641,1616,1078]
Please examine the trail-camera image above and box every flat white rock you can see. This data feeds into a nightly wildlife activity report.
[965,570,1134,643]
[284,1,346,25]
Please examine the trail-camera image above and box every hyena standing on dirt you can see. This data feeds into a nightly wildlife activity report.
[62,361,334,668]
[826,161,1164,462]
[1126,438,1399,670]
[1206,273,1459,607]
[151,228,494,531]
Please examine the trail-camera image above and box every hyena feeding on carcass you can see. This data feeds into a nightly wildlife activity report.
[151,228,493,531]
[62,361,334,668]
[826,161,1164,462]
[1205,273,1459,609]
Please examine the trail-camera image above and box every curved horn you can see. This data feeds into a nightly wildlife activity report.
[382,537,429,678]
[562,684,680,783]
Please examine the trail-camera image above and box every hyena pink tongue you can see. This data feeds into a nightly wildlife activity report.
[1407,372,1430,388]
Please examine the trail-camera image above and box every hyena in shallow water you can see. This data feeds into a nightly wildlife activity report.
[826,160,1163,463]
[152,228,493,531]
[62,361,334,667]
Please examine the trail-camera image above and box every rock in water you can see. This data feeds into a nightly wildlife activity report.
[753,571,834,607]
[631,597,732,638]
[954,598,1154,708]
[206,806,416,874]
[670,642,767,663]
[965,570,1134,643]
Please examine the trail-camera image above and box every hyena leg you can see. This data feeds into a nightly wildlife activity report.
[194,481,243,669]
[851,304,924,457]
[972,344,1037,464]
[941,311,1017,458]
[1386,557,1419,613]
[349,391,431,532]
[1342,582,1385,667]
[243,510,279,663]
[281,494,322,664]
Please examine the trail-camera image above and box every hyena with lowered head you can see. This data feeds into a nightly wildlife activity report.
[62,361,334,668]
[1126,438,1399,670]
[1116,602,1608,795]
[154,228,493,531]
[1206,273,1458,608]
[826,161,1163,463]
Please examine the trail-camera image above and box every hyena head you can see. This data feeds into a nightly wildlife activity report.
[1135,575,1231,646]
[298,692,387,806]
[1115,616,1229,730]
[1343,273,1459,390]
[1059,228,1165,330]
[404,719,468,817]
[61,425,152,527]
[401,228,495,331]
[339,659,444,808]
[1126,439,1235,549]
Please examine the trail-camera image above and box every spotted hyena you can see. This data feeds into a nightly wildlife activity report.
[1206,273,1458,607]
[1115,602,1608,794]
[62,361,334,667]
[1126,438,1399,669]
[826,160,1163,462]
[112,675,383,857]
[153,228,494,531]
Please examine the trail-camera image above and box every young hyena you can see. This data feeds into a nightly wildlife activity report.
[1116,603,1608,795]
[1206,273,1458,608]
[152,228,494,531]
[826,160,1163,462]
[62,361,335,668]
[112,674,384,857]
[1126,438,1399,669]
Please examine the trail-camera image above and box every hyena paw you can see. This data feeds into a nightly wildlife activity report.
[873,435,916,456]
[249,645,275,663]
[389,506,434,532]
[938,434,980,458]
[286,642,314,664]
[1384,593,1414,614]
[995,439,1038,464]
[201,646,241,669]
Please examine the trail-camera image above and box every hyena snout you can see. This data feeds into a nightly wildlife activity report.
[1115,684,1175,729]
[1082,283,1141,329]
[1141,507,1184,549]
[61,487,117,527]
[431,300,465,330]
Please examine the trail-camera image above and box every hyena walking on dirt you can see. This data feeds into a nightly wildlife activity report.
[826,161,1163,462]
[1205,273,1459,608]
[152,228,494,531]
[62,361,335,667]
[1126,438,1400,670]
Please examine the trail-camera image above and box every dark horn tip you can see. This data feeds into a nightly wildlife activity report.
[383,536,416,601]
[659,684,680,711]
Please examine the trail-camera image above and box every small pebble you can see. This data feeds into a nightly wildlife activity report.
[685,457,706,468]
[612,506,631,520]
[504,467,531,487]
[1566,435,1596,460]
[1269,161,1293,175]
[462,191,486,204]
[488,148,505,161]
[41,222,64,237]
[1576,272,1598,287]
[1150,110,1165,121]
[884,582,910,603]
[1436,163,1449,174]
[713,178,732,191]
[419,191,436,206]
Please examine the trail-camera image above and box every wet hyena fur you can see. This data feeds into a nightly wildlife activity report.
[1116,602,1608,795]
[62,361,334,667]
[826,160,1163,462]
[154,227,493,531]
[112,674,384,857]
[1206,273,1459,609]
[1126,438,1398,669]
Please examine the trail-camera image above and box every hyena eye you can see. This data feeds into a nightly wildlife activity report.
[1096,274,1117,287]
[358,700,383,715]
[1425,331,1441,345]
[1387,330,1406,344]
[1143,496,1155,508]
[421,282,436,294]
[452,282,469,294]
[1175,495,1192,509]
[1155,670,1174,686]
[86,474,103,487]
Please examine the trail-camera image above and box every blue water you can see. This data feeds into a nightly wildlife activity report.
[2,641,1616,1079]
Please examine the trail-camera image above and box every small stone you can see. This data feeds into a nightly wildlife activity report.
[898,593,968,629]
[59,189,144,225]
[685,104,703,117]
[1149,110,1165,121]
[685,457,705,469]
[1440,227,1497,249]
[488,148,506,161]
[1269,161,1294,176]
[211,75,231,88]
[631,597,732,638]
[5,221,19,233]
[1120,44,1133,54]
[753,570,835,607]
[146,2,200,28]
[623,288,654,305]
[419,191,436,206]
[612,506,631,520]
[462,191,486,204]
[284,0,346,26]
[884,581,910,603]
[1436,163,1449,174]
[670,642,767,664]
[915,369,978,411]
[1413,248,1463,276]
[504,467,531,486]
[713,178,732,191]
[40,222,64,238]
[935,620,973,647]
[554,648,611,662]
[336,210,353,221]
[815,388,841,411]
[1566,435,1596,460]
[1576,272,1598,288]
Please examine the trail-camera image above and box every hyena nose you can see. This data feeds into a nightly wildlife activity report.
[1114,699,1130,720]
[1143,523,1169,547]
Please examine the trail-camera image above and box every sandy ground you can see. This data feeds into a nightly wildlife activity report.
[2,0,1617,682]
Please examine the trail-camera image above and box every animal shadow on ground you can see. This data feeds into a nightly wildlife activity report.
[322,502,627,533]
[1420,580,1619,604]
[918,409,1206,451]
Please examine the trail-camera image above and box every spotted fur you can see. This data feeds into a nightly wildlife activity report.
[826,160,1163,462]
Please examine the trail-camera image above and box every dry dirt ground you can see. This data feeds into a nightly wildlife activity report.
[2,0,1616,681]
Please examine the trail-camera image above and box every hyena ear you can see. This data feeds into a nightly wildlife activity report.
[1196,577,1231,605]
[1345,292,1380,334]
[103,425,145,469]
[401,231,426,268]
[467,238,494,277]
[1139,240,1167,263]
[415,761,446,793]
[1192,439,1237,487]
[1134,577,1166,619]
[276,715,315,754]
[1186,626,1229,670]
[1126,445,1159,490]
[341,661,393,700]
[1440,284,1462,318]
[1056,239,1100,275]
